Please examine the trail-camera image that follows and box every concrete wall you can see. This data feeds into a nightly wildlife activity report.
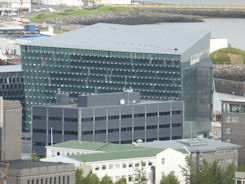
[0,98,22,161]
[32,100,184,155]
[155,149,187,184]
[7,163,75,184]
[222,101,245,166]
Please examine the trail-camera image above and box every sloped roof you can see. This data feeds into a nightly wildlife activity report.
[138,138,241,153]
[68,148,163,162]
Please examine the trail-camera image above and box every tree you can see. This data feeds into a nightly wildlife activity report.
[82,171,100,184]
[133,162,148,184]
[160,172,180,184]
[239,163,245,172]
[182,155,236,184]
[31,151,40,161]
[115,177,127,184]
[101,175,113,184]
[76,168,84,184]
[223,163,236,184]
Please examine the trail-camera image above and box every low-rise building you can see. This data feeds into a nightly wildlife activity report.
[32,91,184,156]
[235,172,245,184]
[41,140,188,184]
[138,138,240,169]
[221,99,245,166]
[0,97,22,161]
[0,160,75,184]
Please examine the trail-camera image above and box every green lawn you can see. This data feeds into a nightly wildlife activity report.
[30,6,134,23]
[210,47,245,64]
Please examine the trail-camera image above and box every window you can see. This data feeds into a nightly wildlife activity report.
[95,166,99,171]
[102,165,106,170]
[67,176,69,184]
[82,117,93,122]
[108,128,119,133]
[162,172,165,178]
[45,178,48,184]
[121,127,132,132]
[32,180,34,184]
[147,112,157,117]
[36,179,39,184]
[148,161,152,166]
[115,176,120,182]
[135,163,139,167]
[109,164,113,169]
[217,160,223,166]
[122,163,127,168]
[95,129,106,134]
[147,125,157,129]
[159,111,170,116]
[50,178,52,184]
[64,117,78,122]
[121,114,132,119]
[115,163,120,169]
[95,116,106,121]
[27,180,30,184]
[159,124,170,128]
[49,116,62,121]
[162,158,165,165]
[54,177,56,184]
[172,123,182,127]
[128,163,133,167]
[128,175,132,182]
[226,127,231,134]
[134,113,145,118]
[108,115,119,120]
[172,111,181,115]
[134,126,144,131]
[142,162,146,166]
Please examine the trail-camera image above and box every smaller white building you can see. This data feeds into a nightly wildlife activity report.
[210,38,229,53]
[38,0,83,6]
[101,0,131,5]
[41,140,189,184]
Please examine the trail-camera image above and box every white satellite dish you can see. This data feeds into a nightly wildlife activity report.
[120,99,125,105]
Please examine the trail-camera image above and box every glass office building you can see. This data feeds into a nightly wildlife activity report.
[0,65,25,128]
[21,23,213,136]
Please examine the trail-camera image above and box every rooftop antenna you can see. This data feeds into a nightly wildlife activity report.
[51,127,53,146]
[124,76,127,89]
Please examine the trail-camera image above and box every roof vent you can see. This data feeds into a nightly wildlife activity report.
[136,139,143,143]
[188,138,208,146]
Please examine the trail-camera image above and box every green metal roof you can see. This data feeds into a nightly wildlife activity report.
[50,140,188,162]
[68,148,164,162]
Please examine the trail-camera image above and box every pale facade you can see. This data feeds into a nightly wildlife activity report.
[42,142,188,184]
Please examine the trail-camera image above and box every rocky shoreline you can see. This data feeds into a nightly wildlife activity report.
[42,7,245,30]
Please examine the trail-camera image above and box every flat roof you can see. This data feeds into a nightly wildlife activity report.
[222,99,245,103]
[0,65,22,73]
[138,138,241,153]
[35,99,183,109]
[0,160,70,169]
[25,23,209,55]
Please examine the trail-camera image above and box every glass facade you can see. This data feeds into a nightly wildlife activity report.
[21,45,182,127]
[0,70,25,128]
